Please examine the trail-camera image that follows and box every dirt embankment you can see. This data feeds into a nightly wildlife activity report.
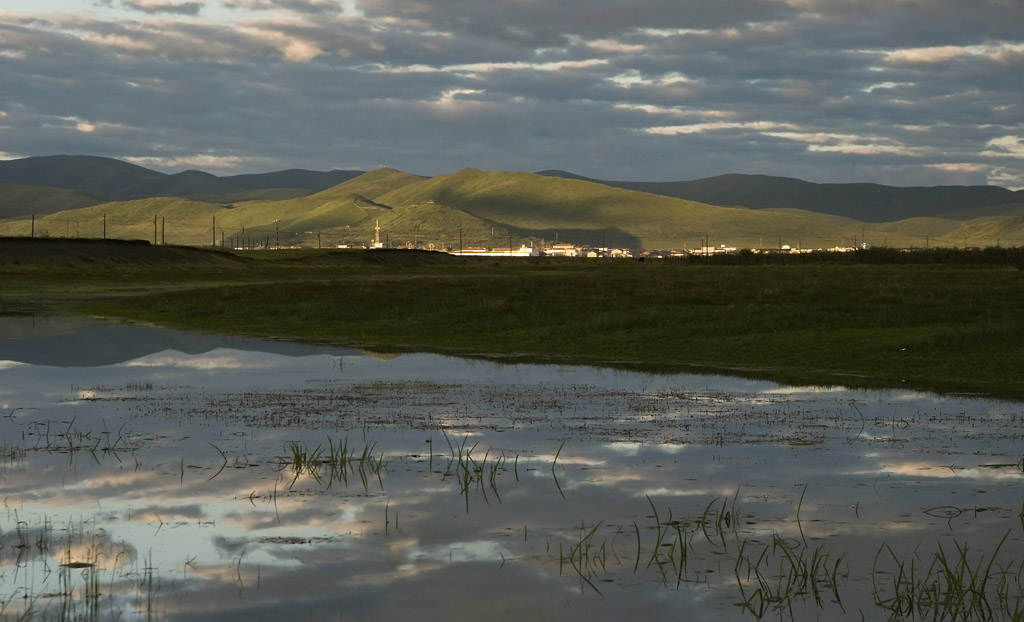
[0,237,254,270]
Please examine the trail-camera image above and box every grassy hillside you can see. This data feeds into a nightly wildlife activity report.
[935,216,1024,247]
[0,197,227,244]
[0,182,109,218]
[3,167,1023,250]
[8,154,1023,234]
[226,168,428,247]
[540,170,1024,223]
[375,169,918,249]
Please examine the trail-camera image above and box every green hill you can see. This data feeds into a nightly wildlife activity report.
[933,216,1024,247]
[0,182,109,218]
[0,197,227,243]
[372,168,893,249]
[4,166,1024,250]
[538,171,1024,223]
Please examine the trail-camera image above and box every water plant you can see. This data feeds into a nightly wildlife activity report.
[276,433,388,490]
[559,520,608,595]
[734,534,847,619]
[872,531,1024,621]
[440,429,511,510]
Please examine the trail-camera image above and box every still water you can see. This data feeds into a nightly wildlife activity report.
[1,317,1022,621]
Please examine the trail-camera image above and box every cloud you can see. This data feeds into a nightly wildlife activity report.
[121,0,204,15]
[221,0,344,14]
[982,136,1024,159]
[0,0,1022,187]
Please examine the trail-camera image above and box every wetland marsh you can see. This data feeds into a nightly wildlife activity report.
[2,317,1023,621]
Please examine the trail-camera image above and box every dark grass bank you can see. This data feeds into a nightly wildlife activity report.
[3,238,1024,398]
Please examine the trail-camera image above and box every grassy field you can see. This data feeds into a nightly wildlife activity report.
[3,238,1023,398]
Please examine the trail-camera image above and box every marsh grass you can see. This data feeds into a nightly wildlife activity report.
[734,534,848,619]
[0,515,143,622]
[440,429,512,510]
[559,521,609,595]
[26,417,137,461]
[550,489,1022,621]
[277,433,387,490]
[873,532,1024,621]
[59,252,1024,398]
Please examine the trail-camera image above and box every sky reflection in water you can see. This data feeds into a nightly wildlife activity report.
[1,318,1022,621]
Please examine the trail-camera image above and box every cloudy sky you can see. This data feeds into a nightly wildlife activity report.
[2,0,1023,188]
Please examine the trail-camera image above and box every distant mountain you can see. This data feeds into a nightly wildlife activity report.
[9,167,880,250]
[222,169,364,191]
[121,169,242,198]
[0,155,365,202]
[0,155,165,197]
[537,171,1024,222]
[6,155,1024,250]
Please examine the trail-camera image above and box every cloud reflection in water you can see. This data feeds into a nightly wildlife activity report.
[1,321,1022,621]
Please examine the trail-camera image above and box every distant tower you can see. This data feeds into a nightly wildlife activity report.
[373,219,383,248]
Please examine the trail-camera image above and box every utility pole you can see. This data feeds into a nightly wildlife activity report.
[31,214,35,238]
[275,220,280,249]
[154,215,158,245]
[212,216,216,247]
[103,214,106,239]
[161,217,165,245]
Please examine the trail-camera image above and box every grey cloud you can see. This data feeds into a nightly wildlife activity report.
[1,0,1023,188]
[359,0,797,41]
[122,0,205,15]
[221,0,343,14]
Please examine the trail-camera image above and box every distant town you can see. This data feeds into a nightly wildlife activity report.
[326,219,875,258]
[336,239,881,258]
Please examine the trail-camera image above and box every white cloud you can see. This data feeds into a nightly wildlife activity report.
[981,136,1024,159]
[646,121,797,135]
[236,24,324,61]
[924,162,988,174]
[885,45,967,64]
[987,167,1024,191]
[884,42,1024,65]
[807,143,928,157]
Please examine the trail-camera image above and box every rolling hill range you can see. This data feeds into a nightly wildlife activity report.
[0,182,109,219]
[538,171,1024,222]
[3,155,1024,250]
[0,155,363,207]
